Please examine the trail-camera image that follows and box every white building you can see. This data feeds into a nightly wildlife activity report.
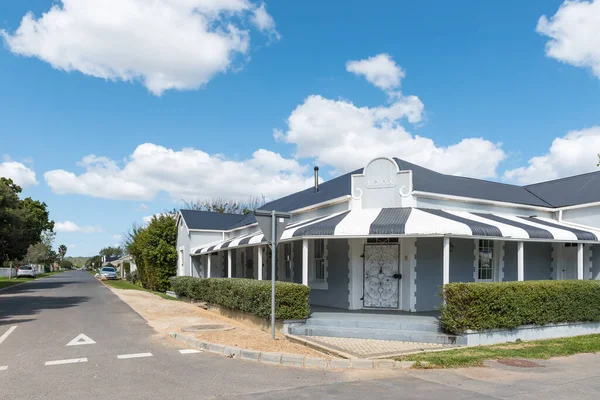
[176,157,600,314]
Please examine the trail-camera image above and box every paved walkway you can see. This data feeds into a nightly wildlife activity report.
[304,336,450,358]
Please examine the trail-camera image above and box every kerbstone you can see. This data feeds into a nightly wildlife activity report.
[304,357,328,369]
[240,350,261,362]
[185,336,198,348]
[350,359,374,369]
[373,359,395,369]
[261,352,282,365]
[281,354,304,367]
[208,344,225,354]
[395,361,415,369]
[328,359,351,369]
[224,346,242,358]
[196,341,209,351]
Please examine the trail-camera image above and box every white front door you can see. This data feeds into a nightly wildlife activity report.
[363,244,401,309]
[559,245,578,280]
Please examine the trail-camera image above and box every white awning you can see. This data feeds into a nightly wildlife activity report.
[192,208,600,255]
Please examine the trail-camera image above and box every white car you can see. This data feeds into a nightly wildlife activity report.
[17,266,37,278]
[99,267,117,280]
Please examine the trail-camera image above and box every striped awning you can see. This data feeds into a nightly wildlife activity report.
[193,208,600,255]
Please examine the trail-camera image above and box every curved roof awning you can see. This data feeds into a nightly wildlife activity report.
[192,208,600,255]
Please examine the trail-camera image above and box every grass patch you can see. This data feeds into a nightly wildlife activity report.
[401,334,600,368]
[102,279,179,301]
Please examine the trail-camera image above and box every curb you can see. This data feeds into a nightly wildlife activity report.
[169,332,416,370]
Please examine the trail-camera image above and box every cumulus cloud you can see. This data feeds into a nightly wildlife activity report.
[503,126,600,184]
[55,221,104,233]
[275,55,505,178]
[346,53,404,91]
[44,143,314,201]
[1,0,277,95]
[537,0,600,78]
[0,159,38,187]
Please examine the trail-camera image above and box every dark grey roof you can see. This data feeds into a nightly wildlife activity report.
[227,213,257,230]
[179,210,248,230]
[259,169,361,212]
[394,158,553,207]
[524,171,600,207]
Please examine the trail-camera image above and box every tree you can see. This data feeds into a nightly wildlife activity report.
[99,246,123,258]
[0,178,54,263]
[59,259,74,270]
[58,244,67,261]
[85,255,102,269]
[182,196,263,215]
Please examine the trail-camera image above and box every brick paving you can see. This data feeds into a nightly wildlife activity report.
[304,336,450,358]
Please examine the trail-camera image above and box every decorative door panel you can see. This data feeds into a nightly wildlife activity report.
[363,244,400,308]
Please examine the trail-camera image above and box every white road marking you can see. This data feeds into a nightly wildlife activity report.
[179,349,202,354]
[0,326,17,345]
[66,333,96,346]
[0,366,8,371]
[117,352,153,360]
[45,358,88,366]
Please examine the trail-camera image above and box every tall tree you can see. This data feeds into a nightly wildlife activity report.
[99,246,123,258]
[58,244,67,261]
[182,196,263,215]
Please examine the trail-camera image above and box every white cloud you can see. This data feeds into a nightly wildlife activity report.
[45,143,314,201]
[503,126,600,184]
[137,203,149,211]
[0,159,38,187]
[346,53,404,91]
[1,0,277,95]
[55,221,104,233]
[251,3,280,40]
[537,0,600,78]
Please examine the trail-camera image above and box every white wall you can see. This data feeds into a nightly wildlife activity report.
[562,206,600,229]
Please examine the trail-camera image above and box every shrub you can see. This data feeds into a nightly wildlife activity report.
[169,277,310,320]
[441,280,600,334]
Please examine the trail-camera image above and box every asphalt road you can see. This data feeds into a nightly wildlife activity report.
[2,271,600,400]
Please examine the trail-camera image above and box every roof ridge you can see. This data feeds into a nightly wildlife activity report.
[524,170,600,187]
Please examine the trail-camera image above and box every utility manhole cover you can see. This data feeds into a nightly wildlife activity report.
[182,323,235,332]
[496,359,541,368]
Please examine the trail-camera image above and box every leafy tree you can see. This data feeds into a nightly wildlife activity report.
[0,178,54,263]
[85,255,102,269]
[58,244,67,261]
[99,246,123,258]
[182,196,263,215]
[59,259,74,270]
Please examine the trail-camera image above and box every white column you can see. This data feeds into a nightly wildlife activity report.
[207,255,211,278]
[577,243,584,280]
[517,241,524,281]
[227,250,232,278]
[257,246,263,280]
[302,239,309,286]
[442,237,450,285]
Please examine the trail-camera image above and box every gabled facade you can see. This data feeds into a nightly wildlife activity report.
[176,157,600,312]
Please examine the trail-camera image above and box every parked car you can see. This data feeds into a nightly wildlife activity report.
[17,266,36,278]
[99,266,117,280]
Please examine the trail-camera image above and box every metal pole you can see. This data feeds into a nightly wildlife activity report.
[271,209,276,339]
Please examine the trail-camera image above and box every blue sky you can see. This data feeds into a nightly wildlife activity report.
[1,0,600,256]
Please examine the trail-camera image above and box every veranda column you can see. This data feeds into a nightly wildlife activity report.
[206,254,211,278]
[227,249,232,278]
[577,243,584,280]
[302,239,309,286]
[257,246,263,280]
[517,241,524,281]
[442,237,450,285]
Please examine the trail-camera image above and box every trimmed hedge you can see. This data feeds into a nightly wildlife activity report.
[170,277,310,320]
[441,280,600,334]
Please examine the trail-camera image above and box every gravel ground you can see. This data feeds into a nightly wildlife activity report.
[109,287,330,358]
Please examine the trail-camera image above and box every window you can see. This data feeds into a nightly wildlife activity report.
[477,239,494,281]
[313,239,325,281]
[284,243,292,280]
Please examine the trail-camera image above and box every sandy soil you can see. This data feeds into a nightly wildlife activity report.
[109,288,330,358]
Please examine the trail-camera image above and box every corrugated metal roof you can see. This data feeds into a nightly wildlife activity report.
[524,171,600,207]
[179,210,248,230]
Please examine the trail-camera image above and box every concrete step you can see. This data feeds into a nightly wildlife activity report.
[305,318,441,333]
[288,325,465,345]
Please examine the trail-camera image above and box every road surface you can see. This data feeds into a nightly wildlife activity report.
[1,271,600,399]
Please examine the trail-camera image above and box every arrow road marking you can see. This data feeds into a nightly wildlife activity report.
[117,352,153,360]
[0,326,17,345]
[45,358,88,366]
[66,333,96,346]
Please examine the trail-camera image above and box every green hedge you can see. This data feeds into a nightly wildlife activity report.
[170,277,310,320]
[441,280,600,334]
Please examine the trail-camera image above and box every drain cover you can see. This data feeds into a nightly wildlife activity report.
[181,323,235,332]
[496,358,541,368]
